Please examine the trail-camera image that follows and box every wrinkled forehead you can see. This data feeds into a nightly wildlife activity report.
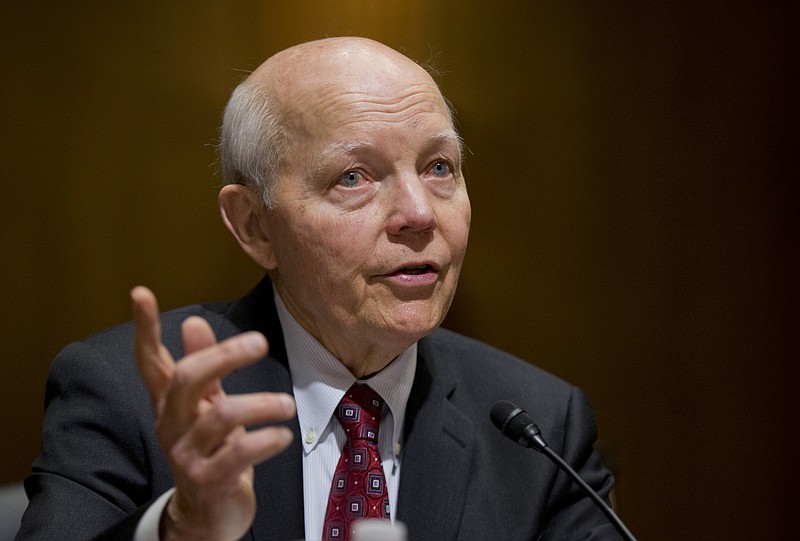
[295,82,449,132]
[286,56,448,124]
[283,71,452,162]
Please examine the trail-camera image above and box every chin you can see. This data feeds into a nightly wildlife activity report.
[381,301,448,340]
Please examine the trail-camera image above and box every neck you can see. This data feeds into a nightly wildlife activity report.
[325,337,403,379]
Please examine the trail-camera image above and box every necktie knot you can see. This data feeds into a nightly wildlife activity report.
[335,384,383,444]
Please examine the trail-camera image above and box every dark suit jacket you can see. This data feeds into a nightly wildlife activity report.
[17,276,621,540]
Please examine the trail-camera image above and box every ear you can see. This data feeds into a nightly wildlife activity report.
[219,184,278,270]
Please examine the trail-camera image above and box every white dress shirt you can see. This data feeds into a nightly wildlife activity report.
[275,288,416,541]
[135,287,417,541]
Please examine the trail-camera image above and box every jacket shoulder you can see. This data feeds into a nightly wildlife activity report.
[423,327,574,403]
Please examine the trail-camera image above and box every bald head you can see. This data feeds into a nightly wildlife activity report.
[248,37,440,110]
[218,37,454,207]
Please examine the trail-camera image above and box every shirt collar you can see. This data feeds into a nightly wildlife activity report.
[273,286,417,455]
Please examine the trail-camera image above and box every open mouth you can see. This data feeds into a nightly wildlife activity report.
[390,264,436,276]
[396,264,433,276]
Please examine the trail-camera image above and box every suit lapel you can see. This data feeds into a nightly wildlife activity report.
[220,277,305,541]
[397,339,475,541]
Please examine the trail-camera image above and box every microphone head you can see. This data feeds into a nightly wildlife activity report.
[490,400,547,451]
[490,400,522,433]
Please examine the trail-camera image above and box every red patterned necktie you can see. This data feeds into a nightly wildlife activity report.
[322,384,390,541]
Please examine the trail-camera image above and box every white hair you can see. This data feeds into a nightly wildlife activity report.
[218,82,285,208]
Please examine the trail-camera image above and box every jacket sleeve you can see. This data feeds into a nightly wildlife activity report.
[538,386,625,540]
[16,339,172,540]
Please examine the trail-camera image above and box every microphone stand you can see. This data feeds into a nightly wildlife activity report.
[539,445,636,541]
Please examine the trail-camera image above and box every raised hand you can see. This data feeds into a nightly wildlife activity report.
[131,286,295,541]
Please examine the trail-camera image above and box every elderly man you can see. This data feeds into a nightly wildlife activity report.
[17,37,618,541]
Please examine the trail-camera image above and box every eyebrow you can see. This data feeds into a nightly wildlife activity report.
[426,129,464,155]
[311,142,376,180]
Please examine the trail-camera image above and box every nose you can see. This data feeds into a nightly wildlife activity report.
[386,172,437,236]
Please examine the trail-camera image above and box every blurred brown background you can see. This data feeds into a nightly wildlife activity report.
[1,2,797,539]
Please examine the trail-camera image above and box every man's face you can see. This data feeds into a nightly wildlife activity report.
[261,56,471,369]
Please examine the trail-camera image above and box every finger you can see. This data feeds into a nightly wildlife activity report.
[182,316,225,401]
[132,286,174,407]
[163,332,268,430]
[182,316,217,356]
[177,425,294,488]
[184,393,295,456]
[209,425,294,481]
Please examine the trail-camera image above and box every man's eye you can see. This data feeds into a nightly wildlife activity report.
[431,160,451,177]
[339,170,362,187]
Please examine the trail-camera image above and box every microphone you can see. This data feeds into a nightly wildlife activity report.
[351,519,407,541]
[490,400,637,541]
